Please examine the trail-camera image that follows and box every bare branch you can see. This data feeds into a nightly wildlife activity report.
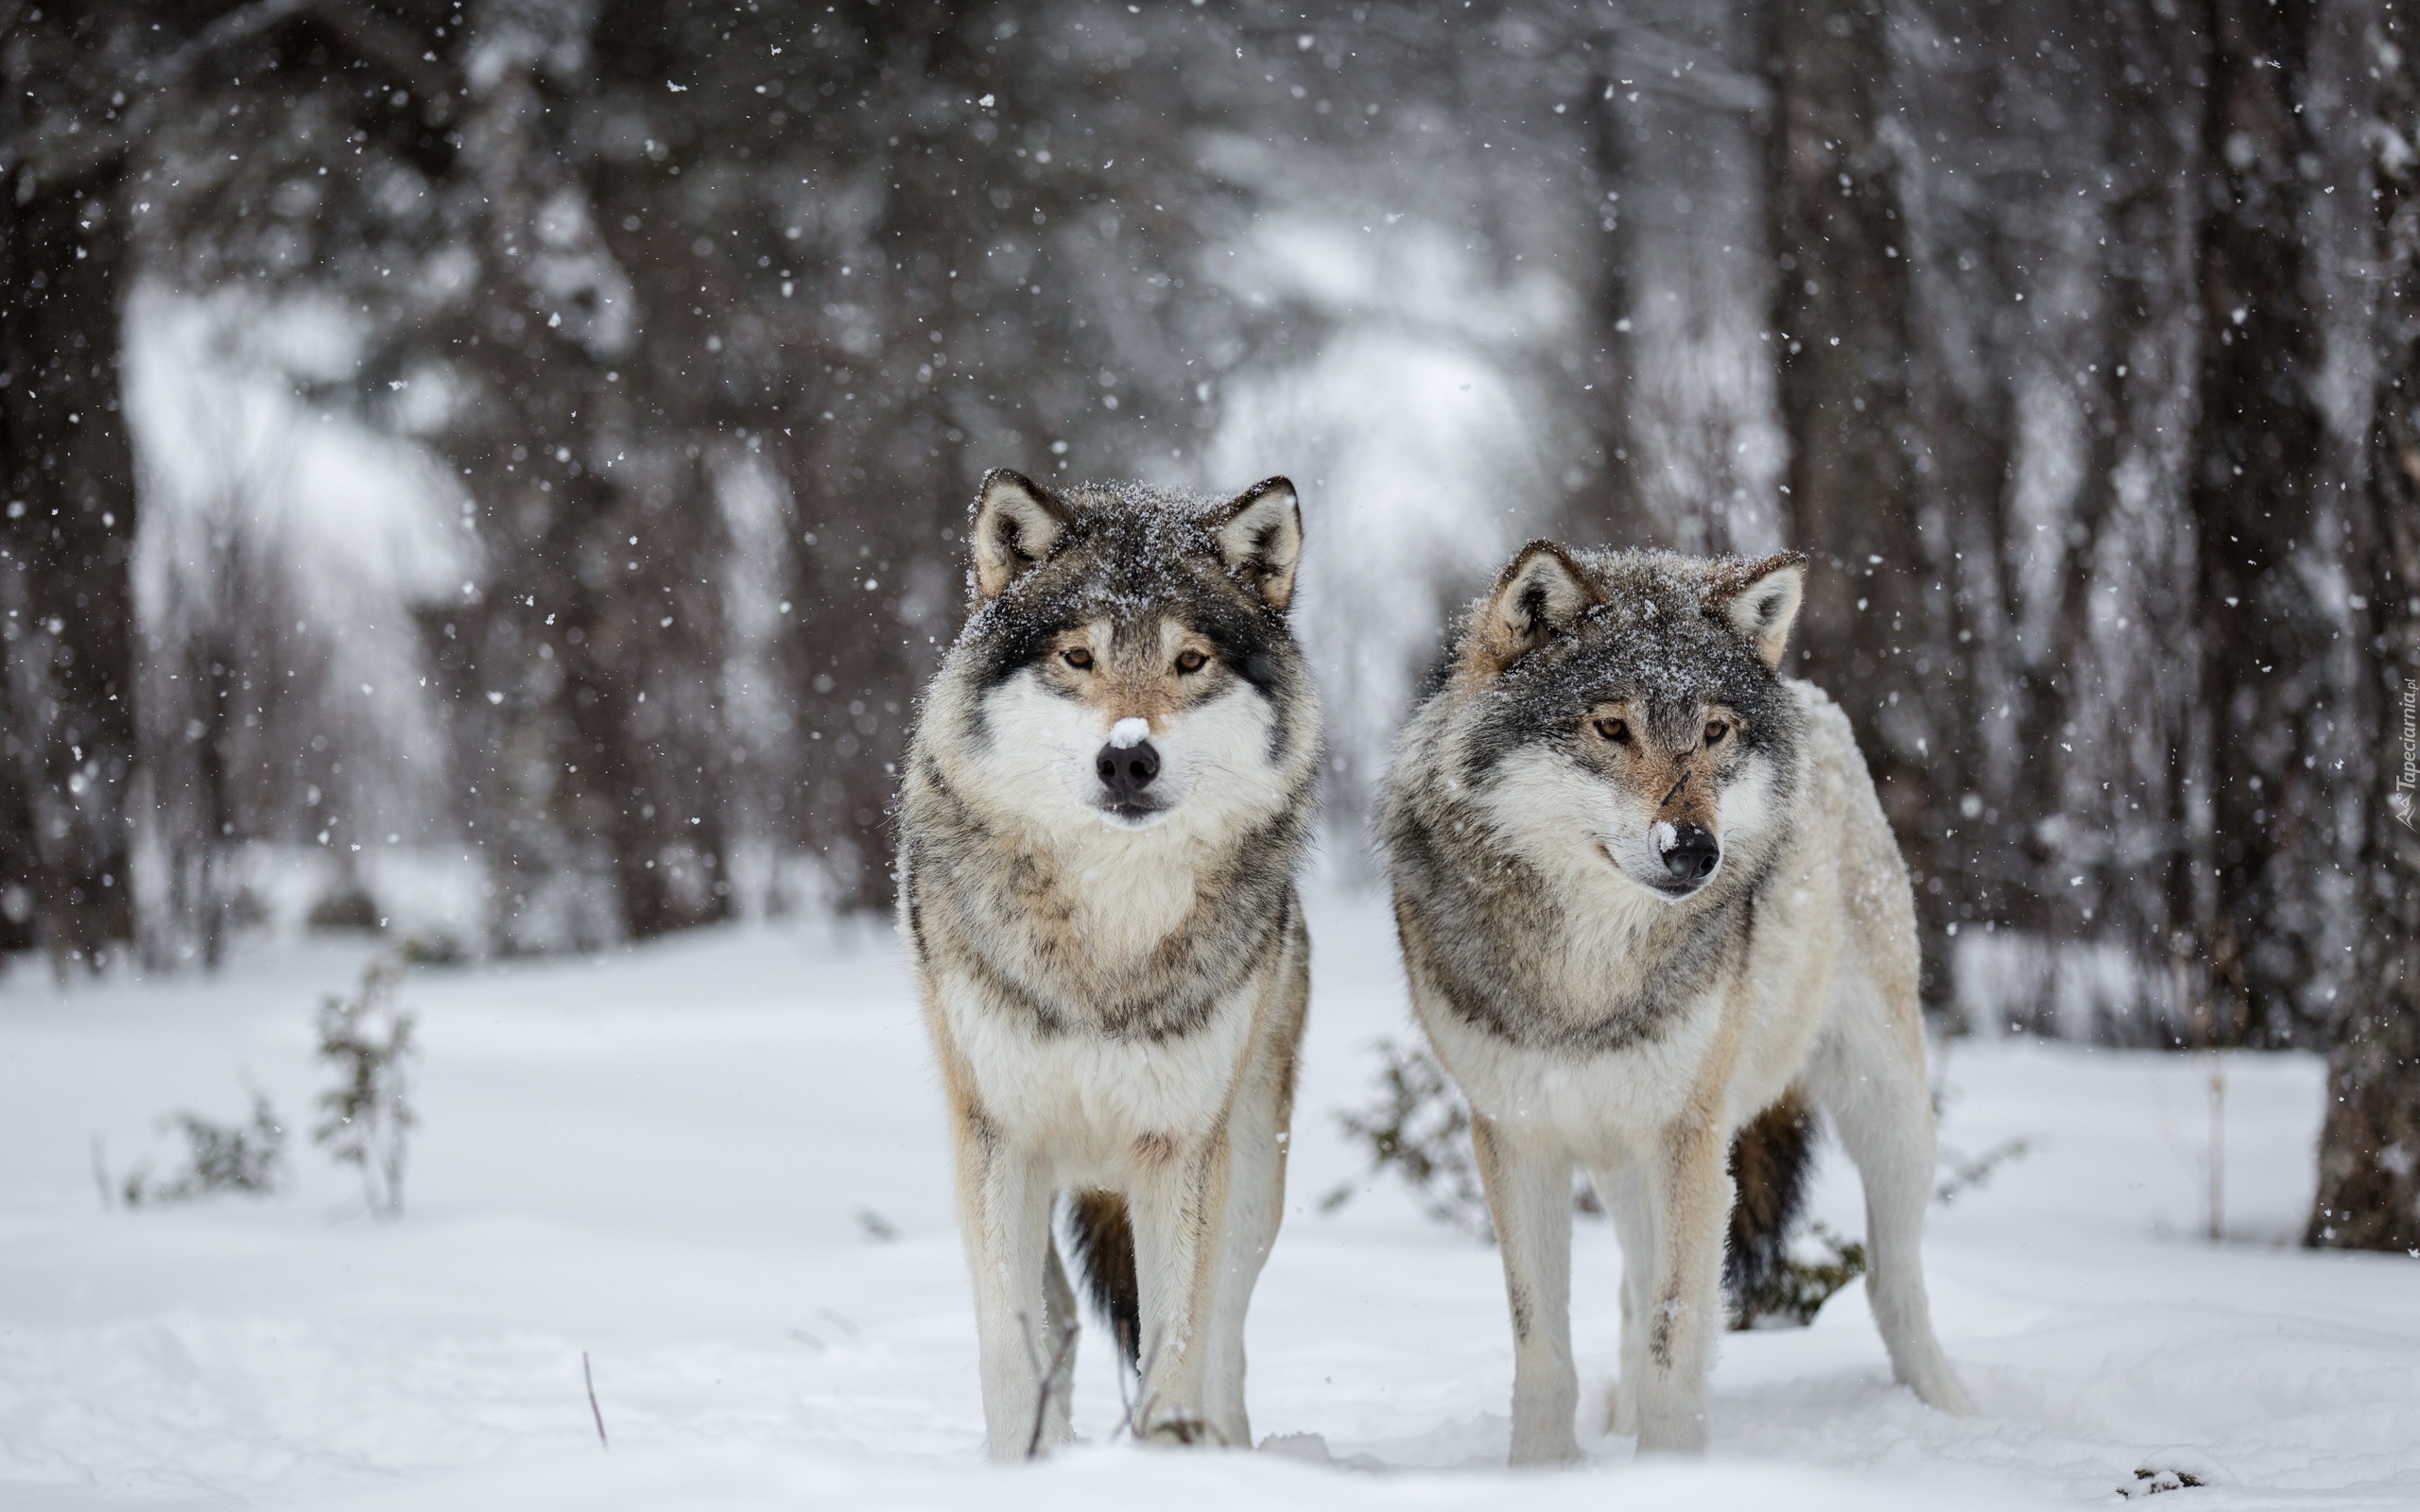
[583,1351,609,1449]
[1021,1310,1080,1460]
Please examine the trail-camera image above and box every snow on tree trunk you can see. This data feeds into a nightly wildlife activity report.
[2309,11,2420,1255]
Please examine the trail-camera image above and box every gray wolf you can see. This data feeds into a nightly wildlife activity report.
[1380,541,1975,1462]
[896,469,1321,1458]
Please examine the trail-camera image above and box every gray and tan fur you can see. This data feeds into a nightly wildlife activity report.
[897,469,1320,1458]
[1381,541,1974,1463]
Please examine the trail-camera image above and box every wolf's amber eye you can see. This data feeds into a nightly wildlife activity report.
[1594,717,1631,745]
[1705,722,1728,747]
[1063,647,1094,670]
[1174,649,1208,674]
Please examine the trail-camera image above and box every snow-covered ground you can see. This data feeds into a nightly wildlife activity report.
[1,891,2411,1511]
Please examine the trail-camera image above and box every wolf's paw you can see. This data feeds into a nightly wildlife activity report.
[1902,1354,1979,1417]
[1257,1431,1333,1463]
[1917,1376,1978,1417]
[1142,1410,1222,1448]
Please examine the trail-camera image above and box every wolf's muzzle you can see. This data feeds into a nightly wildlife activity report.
[1095,738,1163,810]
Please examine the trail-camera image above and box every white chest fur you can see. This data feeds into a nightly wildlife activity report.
[1419,980,1725,1163]
[938,968,1255,1173]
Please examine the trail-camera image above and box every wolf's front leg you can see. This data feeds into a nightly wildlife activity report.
[1040,1237,1082,1440]
[1588,1160,1656,1437]
[1129,1133,1235,1444]
[1471,1113,1578,1464]
[1201,924,1308,1449]
[1634,1118,1732,1452]
[1201,1071,1289,1445]
[951,1113,1064,1460]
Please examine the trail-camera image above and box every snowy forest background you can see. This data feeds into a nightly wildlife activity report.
[3,2,2414,1246]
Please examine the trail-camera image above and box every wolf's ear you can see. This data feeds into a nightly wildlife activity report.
[1709,552,1806,671]
[969,468,1073,602]
[1210,476,1304,613]
[1475,541,1602,670]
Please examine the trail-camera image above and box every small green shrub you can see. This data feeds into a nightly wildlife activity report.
[1730,1223,1867,1330]
[1936,1136,2033,1205]
[121,1091,286,1206]
[1323,1040,1615,1241]
[396,931,467,967]
[1322,1039,1494,1239]
[314,957,419,1217]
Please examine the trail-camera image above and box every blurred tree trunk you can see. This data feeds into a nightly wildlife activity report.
[434,32,741,948]
[2000,0,2121,972]
[2003,0,2206,1034]
[0,12,145,972]
[0,733,36,951]
[2,1,453,971]
[191,628,238,971]
[2185,0,2343,1047]
[2093,0,2209,1044]
[1547,52,1648,548]
[1889,0,2021,985]
[2309,12,2420,1253]
[1765,0,1951,1005]
[553,457,736,942]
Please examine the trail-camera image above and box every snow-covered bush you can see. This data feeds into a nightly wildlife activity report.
[1323,1040,1610,1243]
[395,931,467,968]
[1729,1225,1867,1331]
[120,1091,286,1206]
[1937,1136,2034,1205]
[1327,1040,1884,1331]
[313,958,418,1218]
[1322,1040,1494,1239]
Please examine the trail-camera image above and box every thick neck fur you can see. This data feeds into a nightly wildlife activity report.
[906,703,1314,1040]
[1390,710,1795,1052]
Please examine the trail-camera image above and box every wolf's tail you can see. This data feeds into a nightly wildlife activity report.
[1723,1089,1818,1308]
[1064,1190,1141,1369]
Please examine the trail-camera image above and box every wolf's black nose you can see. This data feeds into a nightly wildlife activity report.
[1096,740,1161,799]
[1661,823,1720,884]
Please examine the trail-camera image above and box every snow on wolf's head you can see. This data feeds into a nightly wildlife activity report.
[922,469,1321,845]
[1442,542,1807,903]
